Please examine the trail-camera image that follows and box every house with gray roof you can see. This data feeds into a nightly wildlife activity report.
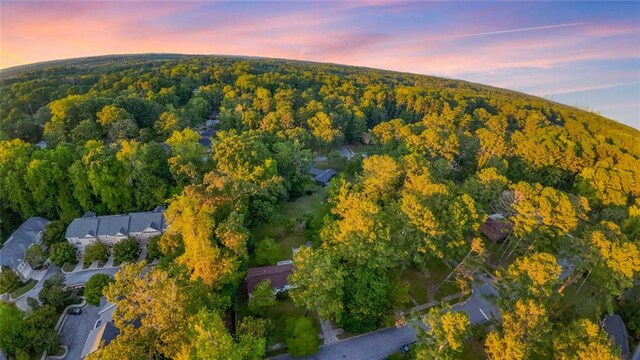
[309,167,337,186]
[66,208,166,254]
[603,314,631,359]
[0,217,49,281]
[81,301,119,358]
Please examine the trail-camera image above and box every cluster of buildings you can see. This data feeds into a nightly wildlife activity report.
[65,207,167,255]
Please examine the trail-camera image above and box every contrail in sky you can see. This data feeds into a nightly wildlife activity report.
[389,22,587,44]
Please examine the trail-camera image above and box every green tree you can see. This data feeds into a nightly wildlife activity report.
[23,305,60,354]
[248,280,276,317]
[0,302,27,357]
[43,220,67,246]
[38,274,78,312]
[290,247,344,322]
[415,306,471,360]
[84,273,114,306]
[24,244,47,269]
[285,316,319,357]
[255,237,281,266]
[49,242,77,267]
[83,242,109,265]
[0,267,22,294]
[112,238,140,264]
[341,265,390,332]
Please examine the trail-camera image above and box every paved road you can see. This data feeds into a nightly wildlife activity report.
[274,278,499,360]
[59,302,101,360]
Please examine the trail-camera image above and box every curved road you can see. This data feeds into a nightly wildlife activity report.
[13,266,120,311]
[274,279,498,360]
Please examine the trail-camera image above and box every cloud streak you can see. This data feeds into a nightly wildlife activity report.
[387,22,588,44]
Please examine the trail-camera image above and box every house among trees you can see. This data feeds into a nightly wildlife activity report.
[0,217,49,281]
[603,314,631,359]
[81,302,119,358]
[480,214,513,243]
[309,167,337,186]
[246,262,294,297]
[35,140,47,149]
[198,127,217,148]
[66,207,166,255]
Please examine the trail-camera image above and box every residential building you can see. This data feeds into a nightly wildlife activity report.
[246,262,293,297]
[81,301,118,358]
[66,207,166,254]
[309,167,337,186]
[480,214,513,243]
[603,314,631,359]
[0,217,49,281]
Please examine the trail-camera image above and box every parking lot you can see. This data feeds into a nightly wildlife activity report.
[58,302,101,359]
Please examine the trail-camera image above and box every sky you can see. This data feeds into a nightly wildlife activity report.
[1,1,639,129]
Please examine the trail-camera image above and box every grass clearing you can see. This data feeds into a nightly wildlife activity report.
[401,263,461,306]
[10,279,37,298]
[461,338,486,360]
[558,280,603,320]
[251,187,327,262]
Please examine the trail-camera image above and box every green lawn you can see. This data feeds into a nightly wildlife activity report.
[461,339,487,360]
[10,279,37,298]
[239,296,320,346]
[558,280,603,320]
[62,262,76,272]
[401,264,461,306]
[267,297,319,345]
[251,187,327,262]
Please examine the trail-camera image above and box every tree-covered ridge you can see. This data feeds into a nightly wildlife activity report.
[0,55,638,359]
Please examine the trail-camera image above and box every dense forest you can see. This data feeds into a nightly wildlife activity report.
[0,54,639,359]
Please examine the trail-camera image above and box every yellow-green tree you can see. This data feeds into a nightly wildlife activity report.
[415,306,471,360]
[553,319,619,360]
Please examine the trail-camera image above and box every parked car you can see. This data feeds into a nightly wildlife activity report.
[67,307,82,315]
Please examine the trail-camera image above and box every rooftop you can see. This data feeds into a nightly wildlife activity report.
[603,314,631,359]
[66,208,165,240]
[246,263,293,294]
[0,217,49,269]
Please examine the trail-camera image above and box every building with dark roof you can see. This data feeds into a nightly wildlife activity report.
[66,208,166,254]
[81,301,119,358]
[480,214,513,243]
[603,314,631,359]
[0,217,49,281]
[198,128,217,148]
[309,167,337,186]
[246,263,294,296]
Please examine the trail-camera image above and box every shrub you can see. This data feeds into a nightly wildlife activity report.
[0,267,21,294]
[25,244,47,269]
[285,316,319,356]
[49,242,77,267]
[112,238,140,264]
[146,235,162,261]
[255,237,280,266]
[84,274,113,306]
[83,242,108,265]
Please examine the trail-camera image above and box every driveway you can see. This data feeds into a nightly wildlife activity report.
[13,266,120,311]
[58,302,102,360]
[274,277,499,360]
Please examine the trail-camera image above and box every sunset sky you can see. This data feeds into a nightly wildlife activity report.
[1,1,638,128]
